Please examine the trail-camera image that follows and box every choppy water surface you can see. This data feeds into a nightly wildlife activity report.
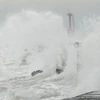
[0,11,100,100]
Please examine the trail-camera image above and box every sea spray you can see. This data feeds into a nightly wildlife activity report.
[69,15,100,97]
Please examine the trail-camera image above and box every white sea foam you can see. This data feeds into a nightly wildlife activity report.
[0,10,100,100]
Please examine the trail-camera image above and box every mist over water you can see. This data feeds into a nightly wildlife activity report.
[0,10,68,76]
[0,10,68,54]
[71,15,100,96]
[0,10,100,100]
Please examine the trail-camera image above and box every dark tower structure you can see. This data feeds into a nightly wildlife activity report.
[67,10,75,35]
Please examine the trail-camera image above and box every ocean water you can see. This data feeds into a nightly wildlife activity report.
[0,10,100,100]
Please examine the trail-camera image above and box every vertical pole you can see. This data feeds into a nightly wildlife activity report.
[74,42,80,71]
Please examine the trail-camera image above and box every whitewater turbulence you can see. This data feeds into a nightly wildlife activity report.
[69,15,100,97]
[0,10,77,100]
[0,10,70,77]
[0,10,100,100]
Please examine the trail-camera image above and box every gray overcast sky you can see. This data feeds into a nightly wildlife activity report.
[0,0,100,28]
